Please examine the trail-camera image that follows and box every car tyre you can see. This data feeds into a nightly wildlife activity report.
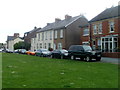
[60,55,64,59]
[71,55,75,60]
[86,56,91,62]
[50,55,53,58]
[96,57,101,61]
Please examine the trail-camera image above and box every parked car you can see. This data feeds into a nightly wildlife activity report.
[19,49,27,54]
[5,49,14,53]
[68,45,101,61]
[51,49,69,59]
[35,49,51,57]
[0,49,3,52]
[26,50,36,55]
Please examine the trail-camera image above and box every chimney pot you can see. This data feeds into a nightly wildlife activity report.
[55,18,61,22]
[65,14,72,19]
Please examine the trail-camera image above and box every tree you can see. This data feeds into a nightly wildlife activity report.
[14,42,31,50]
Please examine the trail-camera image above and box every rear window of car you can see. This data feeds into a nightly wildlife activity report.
[69,45,84,51]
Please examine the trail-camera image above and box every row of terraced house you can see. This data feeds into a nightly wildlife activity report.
[7,5,120,58]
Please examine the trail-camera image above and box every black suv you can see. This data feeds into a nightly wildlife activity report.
[68,45,101,61]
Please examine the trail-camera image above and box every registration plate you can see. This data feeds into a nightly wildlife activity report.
[97,55,101,57]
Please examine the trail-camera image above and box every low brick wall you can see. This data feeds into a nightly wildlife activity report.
[102,52,120,58]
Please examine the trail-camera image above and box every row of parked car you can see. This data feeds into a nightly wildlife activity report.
[6,45,102,62]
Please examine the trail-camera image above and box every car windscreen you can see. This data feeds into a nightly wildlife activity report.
[60,50,68,53]
[41,49,48,52]
[69,46,84,51]
[83,46,92,51]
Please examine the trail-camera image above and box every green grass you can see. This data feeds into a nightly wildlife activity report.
[2,53,118,88]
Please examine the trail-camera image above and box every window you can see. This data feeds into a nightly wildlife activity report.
[45,32,47,40]
[50,31,52,40]
[60,29,63,38]
[93,25,97,34]
[38,33,40,41]
[54,44,56,50]
[42,32,44,41]
[44,43,46,49]
[83,28,89,36]
[55,31,57,39]
[101,37,118,52]
[48,43,51,48]
[98,24,102,34]
[58,43,62,50]
[109,21,114,32]
[40,43,42,48]
[82,42,89,45]
[54,30,57,39]
[97,39,101,50]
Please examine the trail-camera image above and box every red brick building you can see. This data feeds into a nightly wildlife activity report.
[89,6,120,58]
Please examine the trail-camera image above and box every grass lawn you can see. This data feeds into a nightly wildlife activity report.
[2,53,118,88]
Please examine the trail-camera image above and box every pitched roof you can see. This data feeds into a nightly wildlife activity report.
[7,36,14,41]
[89,5,120,22]
[37,15,87,32]
[7,36,23,41]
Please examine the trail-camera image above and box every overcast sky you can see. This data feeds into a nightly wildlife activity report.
[0,0,119,43]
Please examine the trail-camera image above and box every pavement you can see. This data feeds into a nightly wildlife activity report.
[101,57,120,64]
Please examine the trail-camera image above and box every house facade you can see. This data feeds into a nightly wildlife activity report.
[6,33,24,51]
[89,6,120,58]
[24,27,41,44]
[79,22,90,45]
[53,15,89,50]
[34,15,88,51]
[31,29,54,51]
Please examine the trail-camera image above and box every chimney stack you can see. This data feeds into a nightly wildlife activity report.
[14,33,19,38]
[34,26,37,29]
[65,14,72,20]
[55,18,61,22]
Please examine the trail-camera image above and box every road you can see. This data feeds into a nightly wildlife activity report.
[101,57,120,64]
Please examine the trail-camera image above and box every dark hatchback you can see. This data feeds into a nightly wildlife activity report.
[68,45,101,61]
[51,49,69,59]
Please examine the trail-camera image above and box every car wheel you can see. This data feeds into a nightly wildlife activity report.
[71,55,75,60]
[86,56,91,62]
[50,55,53,58]
[96,57,101,61]
[60,55,64,59]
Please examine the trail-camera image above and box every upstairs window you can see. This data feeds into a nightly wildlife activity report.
[42,32,44,41]
[45,32,47,40]
[60,29,63,38]
[54,30,57,39]
[58,43,62,50]
[50,31,52,40]
[93,25,97,34]
[83,28,89,36]
[38,33,40,41]
[98,24,102,34]
[109,21,114,32]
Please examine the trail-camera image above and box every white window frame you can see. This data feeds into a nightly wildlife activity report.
[82,42,89,45]
[109,21,114,33]
[50,31,52,40]
[45,32,47,40]
[83,28,89,36]
[58,43,62,50]
[98,24,102,34]
[60,29,63,38]
[54,30,57,39]
[93,25,97,34]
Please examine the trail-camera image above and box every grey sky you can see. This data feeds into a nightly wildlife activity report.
[0,0,119,43]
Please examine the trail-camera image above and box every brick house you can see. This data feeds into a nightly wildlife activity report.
[35,15,88,50]
[6,33,24,51]
[54,15,88,50]
[89,5,120,58]
[79,20,90,45]
[24,27,41,44]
